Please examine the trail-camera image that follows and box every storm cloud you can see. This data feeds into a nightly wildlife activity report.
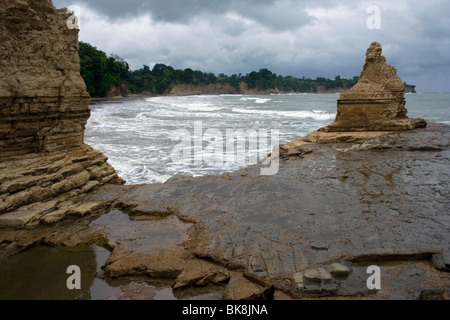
[53,0,450,92]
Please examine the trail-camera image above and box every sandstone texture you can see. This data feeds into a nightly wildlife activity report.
[320,42,427,132]
[0,0,123,227]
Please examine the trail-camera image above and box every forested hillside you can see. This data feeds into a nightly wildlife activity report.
[79,42,416,97]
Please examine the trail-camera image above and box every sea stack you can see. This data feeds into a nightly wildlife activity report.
[0,0,123,227]
[320,42,427,132]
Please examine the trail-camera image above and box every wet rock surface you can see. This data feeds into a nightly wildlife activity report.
[1,123,448,300]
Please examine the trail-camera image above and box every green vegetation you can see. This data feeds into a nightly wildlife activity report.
[79,42,130,96]
[78,41,360,97]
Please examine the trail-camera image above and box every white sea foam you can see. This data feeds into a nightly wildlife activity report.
[231,108,336,120]
[88,93,450,185]
[172,103,223,112]
[111,161,173,184]
[239,97,272,104]
[134,112,153,119]
[146,97,225,112]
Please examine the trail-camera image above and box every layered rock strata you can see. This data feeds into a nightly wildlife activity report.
[320,42,427,132]
[0,0,122,226]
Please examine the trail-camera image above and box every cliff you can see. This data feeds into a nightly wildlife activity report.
[169,82,237,96]
[106,83,128,98]
[168,82,354,96]
[0,0,123,228]
[168,82,280,96]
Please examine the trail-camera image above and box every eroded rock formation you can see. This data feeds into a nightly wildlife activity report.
[0,0,123,227]
[321,42,427,132]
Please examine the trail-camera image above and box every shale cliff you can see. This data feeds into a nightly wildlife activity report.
[168,82,281,96]
[0,0,123,227]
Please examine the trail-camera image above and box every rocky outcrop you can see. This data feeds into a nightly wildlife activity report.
[0,0,89,156]
[106,83,128,98]
[405,84,417,94]
[320,42,426,132]
[0,0,123,227]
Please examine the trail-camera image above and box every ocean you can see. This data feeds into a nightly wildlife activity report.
[85,93,450,185]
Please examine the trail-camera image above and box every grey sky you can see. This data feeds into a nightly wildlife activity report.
[53,0,450,92]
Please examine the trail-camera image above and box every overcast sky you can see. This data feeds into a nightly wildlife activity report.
[53,0,450,92]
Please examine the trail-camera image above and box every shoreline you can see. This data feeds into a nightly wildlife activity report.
[88,92,345,105]
[89,90,432,105]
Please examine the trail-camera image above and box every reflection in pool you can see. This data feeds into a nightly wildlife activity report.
[0,245,224,300]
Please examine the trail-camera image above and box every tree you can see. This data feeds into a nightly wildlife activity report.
[183,68,194,83]
[152,63,167,77]
[78,42,131,96]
